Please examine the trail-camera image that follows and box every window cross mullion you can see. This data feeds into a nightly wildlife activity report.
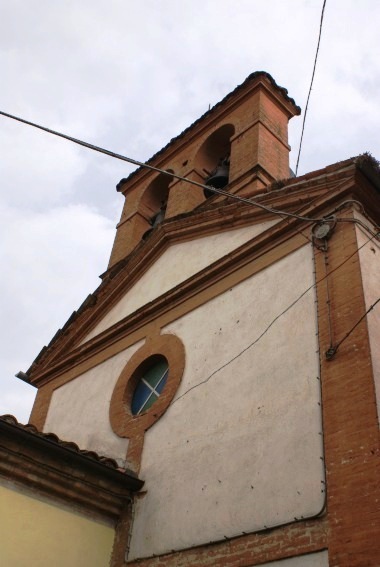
[137,387,156,415]
[131,359,169,416]
[154,368,169,391]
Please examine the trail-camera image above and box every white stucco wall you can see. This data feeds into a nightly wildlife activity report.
[129,244,325,559]
[43,341,143,464]
[356,216,380,423]
[83,221,276,342]
[254,551,328,567]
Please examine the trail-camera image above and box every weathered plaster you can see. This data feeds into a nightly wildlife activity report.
[83,221,276,342]
[128,245,325,559]
[43,341,143,464]
[355,213,380,423]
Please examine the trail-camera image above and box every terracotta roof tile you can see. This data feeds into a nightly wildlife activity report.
[0,414,137,477]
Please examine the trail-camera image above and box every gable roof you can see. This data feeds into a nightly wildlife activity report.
[23,154,380,387]
[0,414,140,481]
[0,414,143,518]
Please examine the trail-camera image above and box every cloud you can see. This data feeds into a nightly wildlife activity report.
[0,121,86,210]
[0,202,115,421]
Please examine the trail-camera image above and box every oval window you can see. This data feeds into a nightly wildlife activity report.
[131,356,169,416]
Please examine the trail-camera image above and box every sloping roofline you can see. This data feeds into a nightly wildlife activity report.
[0,414,141,485]
[23,154,380,384]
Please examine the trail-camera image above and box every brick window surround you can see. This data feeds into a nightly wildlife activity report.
[109,333,185,440]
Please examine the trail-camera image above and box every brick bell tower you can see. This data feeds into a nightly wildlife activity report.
[107,72,300,269]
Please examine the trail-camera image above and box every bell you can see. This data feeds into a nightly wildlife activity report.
[143,203,166,241]
[150,200,167,228]
[151,208,165,228]
[204,160,229,198]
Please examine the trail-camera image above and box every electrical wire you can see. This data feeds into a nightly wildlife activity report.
[171,228,379,406]
[0,109,334,225]
[5,109,379,388]
[3,95,379,389]
[4,109,377,249]
[2,109,375,238]
[295,0,327,176]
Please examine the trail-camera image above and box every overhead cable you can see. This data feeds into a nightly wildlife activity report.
[1,109,374,234]
[295,0,327,176]
[0,109,335,224]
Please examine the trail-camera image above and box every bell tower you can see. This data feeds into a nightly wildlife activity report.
[107,72,300,269]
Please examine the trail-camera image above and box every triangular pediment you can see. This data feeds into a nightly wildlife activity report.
[27,156,380,386]
[81,219,276,343]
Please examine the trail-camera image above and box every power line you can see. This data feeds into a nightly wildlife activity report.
[172,228,379,407]
[0,109,332,225]
[5,108,379,389]
[2,109,373,238]
[4,110,377,251]
[295,0,327,176]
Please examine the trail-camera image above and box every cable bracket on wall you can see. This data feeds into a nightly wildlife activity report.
[311,216,337,250]
[325,345,337,360]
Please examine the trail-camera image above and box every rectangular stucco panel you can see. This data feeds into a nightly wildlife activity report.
[83,220,276,342]
[129,244,325,559]
[43,341,143,464]
[0,481,114,567]
[356,216,380,423]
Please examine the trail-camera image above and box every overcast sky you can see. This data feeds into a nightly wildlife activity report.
[1,0,380,423]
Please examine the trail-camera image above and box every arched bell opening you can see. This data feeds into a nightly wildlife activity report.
[194,124,235,198]
[140,170,174,240]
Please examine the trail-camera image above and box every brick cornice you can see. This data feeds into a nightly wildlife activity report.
[0,417,143,520]
[26,162,380,391]
[27,171,359,381]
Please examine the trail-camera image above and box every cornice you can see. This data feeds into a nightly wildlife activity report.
[28,180,363,388]
[25,158,380,385]
[0,415,143,520]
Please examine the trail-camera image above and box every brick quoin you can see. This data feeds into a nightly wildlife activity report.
[315,213,380,567]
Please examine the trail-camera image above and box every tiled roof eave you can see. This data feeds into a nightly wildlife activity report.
[0,414,142,489]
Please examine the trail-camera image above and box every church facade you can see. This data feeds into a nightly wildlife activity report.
[5,72,380,566]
